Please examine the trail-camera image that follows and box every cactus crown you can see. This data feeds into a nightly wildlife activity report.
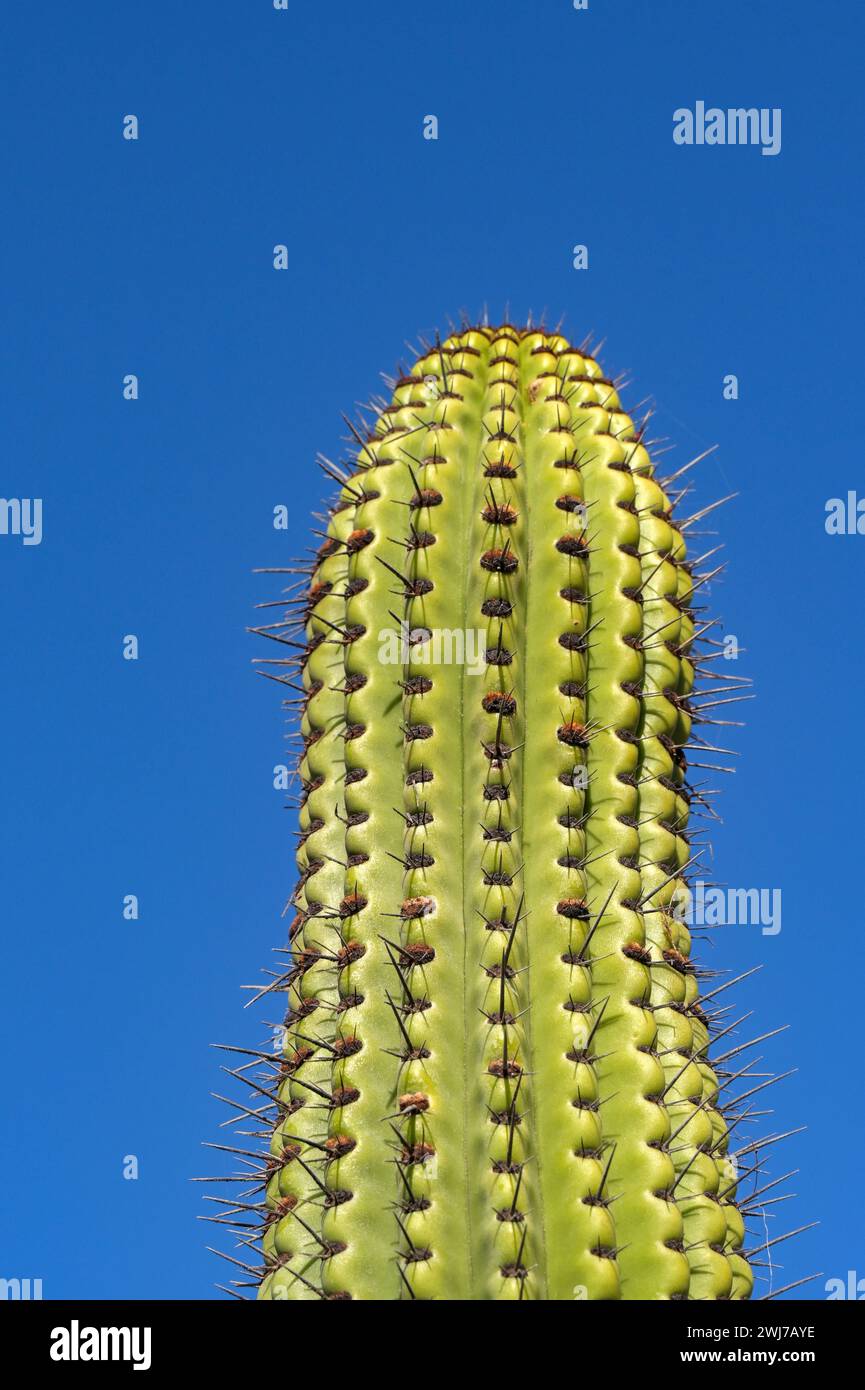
[227,324,758,1301]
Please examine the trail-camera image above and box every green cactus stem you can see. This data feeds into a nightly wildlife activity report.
[220,323,765,1301]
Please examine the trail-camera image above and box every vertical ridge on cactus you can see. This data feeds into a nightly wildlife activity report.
[221,323,768,1301]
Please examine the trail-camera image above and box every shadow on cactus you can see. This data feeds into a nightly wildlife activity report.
[209,322,802,1301]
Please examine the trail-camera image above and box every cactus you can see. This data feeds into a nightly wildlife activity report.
[221,323,766,1301]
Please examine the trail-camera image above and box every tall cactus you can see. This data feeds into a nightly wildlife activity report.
[222,323,762,1301]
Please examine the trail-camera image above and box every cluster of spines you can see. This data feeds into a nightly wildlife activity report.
[203,320,808,1302]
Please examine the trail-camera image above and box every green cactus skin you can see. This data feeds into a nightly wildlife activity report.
[236,324,758,1301]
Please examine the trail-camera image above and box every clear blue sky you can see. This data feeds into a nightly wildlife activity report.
[1,0,861,1300]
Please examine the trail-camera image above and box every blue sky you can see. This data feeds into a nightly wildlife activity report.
[1,0,861,1299]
